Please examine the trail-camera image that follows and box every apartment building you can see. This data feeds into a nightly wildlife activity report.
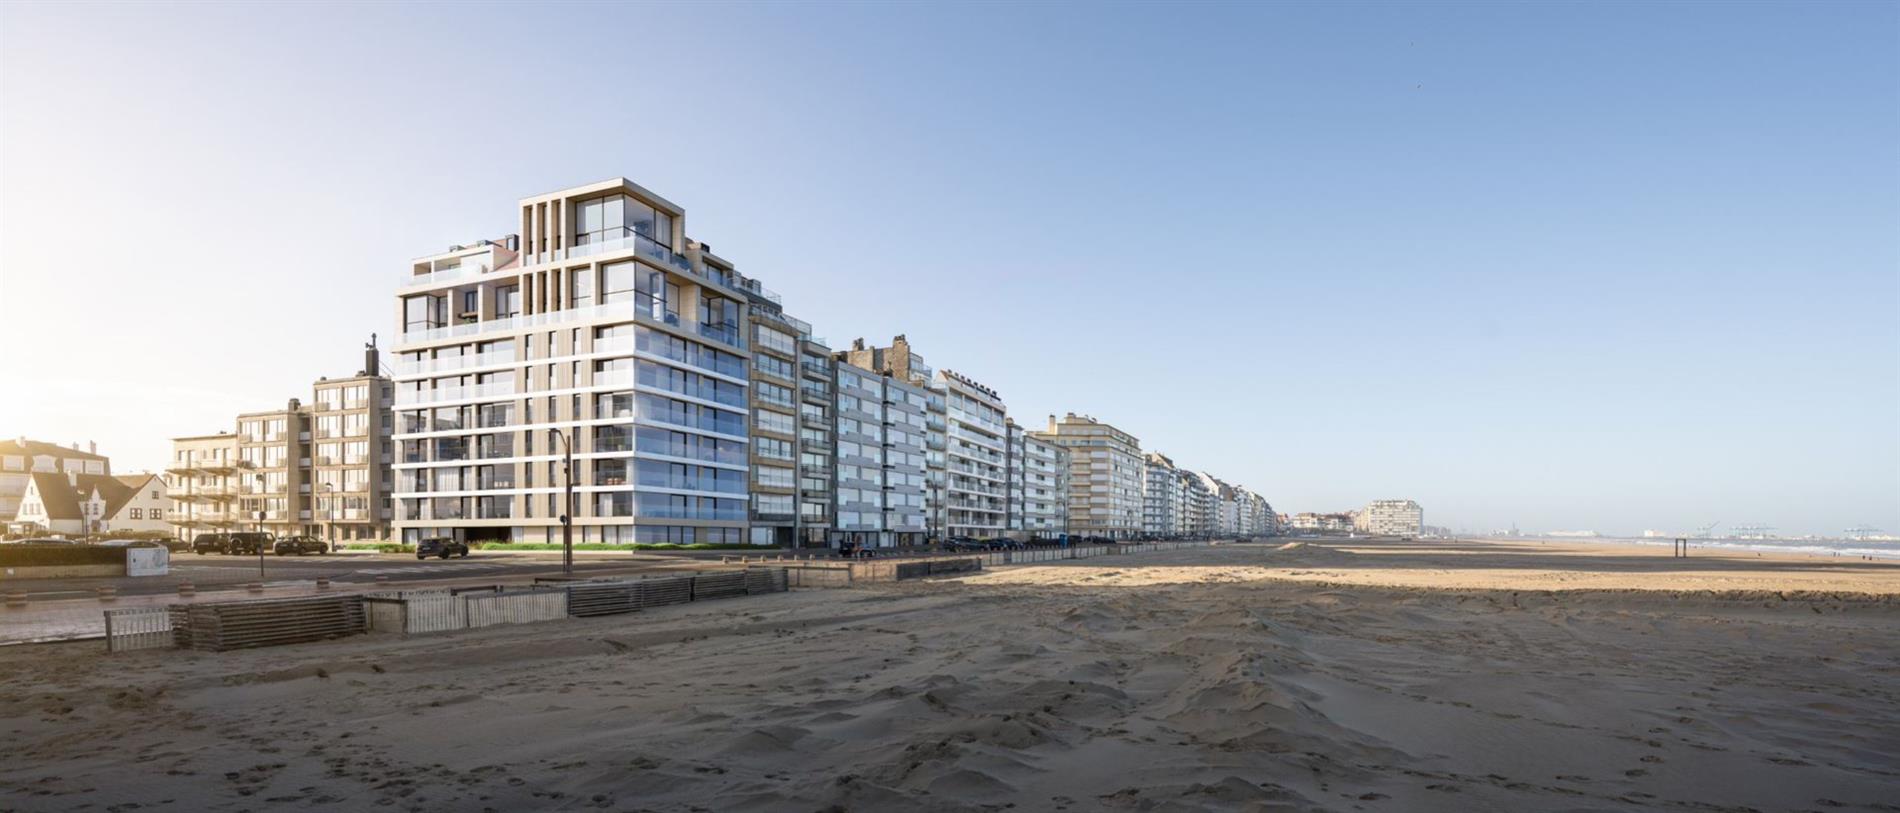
[166,433,240,539]
[1362,499,1424,536]
[829,361,930,548]
[1142,452,1183,537]
[1019,430,1069,537]
[836,336,947,543]
[1039,413,1142,539]
[1005,421,1027,536]
[1,439,109,524]
[795,341,837,546]
[938,370,1009,538]
[168,348,394,543]
[1182,469,1214,538]
[393,178,809,546]
[310,370,395,541]
[737,255,816,546]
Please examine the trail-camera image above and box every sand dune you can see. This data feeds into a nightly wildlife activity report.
[0,538,1896,811]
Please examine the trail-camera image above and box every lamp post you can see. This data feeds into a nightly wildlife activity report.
[551,429,574,575]
[321,483,335,553]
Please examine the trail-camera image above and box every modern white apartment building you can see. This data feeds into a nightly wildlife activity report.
[392,179,759,546]
[1019,430,1069,537]
[1142,452,1184,537]
[1363,499,1424,536]
[938,370,1009,538]
[830,362,931,548]
[836,336,947,543]
[1040,413,1142,539]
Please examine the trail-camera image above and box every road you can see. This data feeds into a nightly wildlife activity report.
[1,551,758,600]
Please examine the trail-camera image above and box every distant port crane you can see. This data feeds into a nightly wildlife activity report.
[1694,521,1720,540]
[1844,527,1886,540]
[1730,524,1775,539]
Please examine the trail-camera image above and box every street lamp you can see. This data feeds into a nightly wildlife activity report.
[321,483,336,552]
[550,428,575,575]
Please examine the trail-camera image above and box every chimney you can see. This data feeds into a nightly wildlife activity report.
[88,441,96,455]
[363,333,380,377]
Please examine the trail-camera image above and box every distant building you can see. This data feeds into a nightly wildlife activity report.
[0,438,110,523]
[1142,453,1184,537]
[169,346,393,544]
[13,472,167,536]
[1362,499,1423,537]
[1038,413,1142,540]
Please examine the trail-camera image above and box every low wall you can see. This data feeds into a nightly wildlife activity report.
[1,563,122,579]
[0,544,128,580]
[781,541,1217,586]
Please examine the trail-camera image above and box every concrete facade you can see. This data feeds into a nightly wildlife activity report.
[1040,413,1142,539]
[1362,499,1424,536]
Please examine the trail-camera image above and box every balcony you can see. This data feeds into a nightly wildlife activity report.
[398,260,494,289]
[392,350,518,378]
[558,229,693,274]
[395,381,518,406]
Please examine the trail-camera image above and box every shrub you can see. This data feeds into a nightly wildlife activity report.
[0,545,125,567]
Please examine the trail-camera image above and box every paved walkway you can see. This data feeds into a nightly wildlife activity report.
[0,559,720,646]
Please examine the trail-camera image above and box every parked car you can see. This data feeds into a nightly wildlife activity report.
[192,533,232,555]
[225,532,275,556]
[416,537,469,560]
[97,538,168,549]
[273,535,329,556]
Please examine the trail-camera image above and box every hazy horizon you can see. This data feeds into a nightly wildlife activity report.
[1,1,1894,536]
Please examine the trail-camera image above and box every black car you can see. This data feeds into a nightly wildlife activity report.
[273,535,329,556]
[192,533,232,555]
[416,537,469,560]
[226,532,275,555]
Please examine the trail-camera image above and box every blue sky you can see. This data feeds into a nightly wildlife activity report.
[1,1,1894,535]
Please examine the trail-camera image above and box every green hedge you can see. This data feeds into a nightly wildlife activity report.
[342,543,415,553]
[0,545,125,567]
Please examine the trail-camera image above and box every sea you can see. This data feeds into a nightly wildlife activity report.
[1578,536,1900,561]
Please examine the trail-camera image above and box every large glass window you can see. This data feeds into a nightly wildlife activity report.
[575,194,674,247]
[404,294,444,333]
[572,267,593,309]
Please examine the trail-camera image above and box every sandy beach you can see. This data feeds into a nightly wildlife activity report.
[2,537,1896,812]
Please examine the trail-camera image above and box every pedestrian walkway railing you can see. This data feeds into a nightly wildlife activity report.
[103,607,173,652]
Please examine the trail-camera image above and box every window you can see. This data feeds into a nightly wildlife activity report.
[130,508,142,520]
[755,465,795,489]
[754,409,795,436]
[496,285,520,318]
[753,353,795,381]
[755,326,795,355]
[403,294,445,333]
[572,267,593,309]
[754,493,794,517]
[756,381,794,408]
[575,194,674,247]
[755,437,793,461]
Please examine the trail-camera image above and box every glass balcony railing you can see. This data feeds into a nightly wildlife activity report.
[392,350,517,377]
[564,229,693,272]
[395,381,517,406]
[398,262,491,288]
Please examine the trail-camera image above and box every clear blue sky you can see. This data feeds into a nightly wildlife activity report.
[1,1,1894,536]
